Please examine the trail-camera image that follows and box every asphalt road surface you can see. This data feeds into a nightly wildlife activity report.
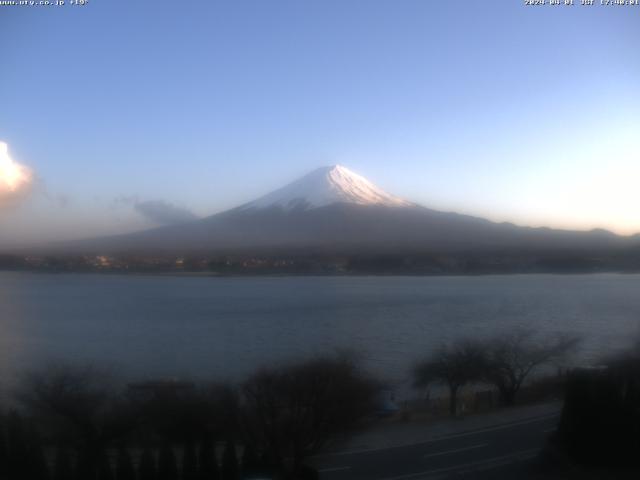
[312,413,559,480]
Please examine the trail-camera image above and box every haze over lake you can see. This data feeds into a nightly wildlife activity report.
[2,272,639,396]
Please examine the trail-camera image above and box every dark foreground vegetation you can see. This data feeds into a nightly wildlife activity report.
[541,341,640,477]
[0,355,378,480]
[413,329,580,416]
[6,329,640,479]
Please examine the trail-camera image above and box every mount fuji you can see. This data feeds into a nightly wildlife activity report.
[69,165,633,257]
[239,165,413,211]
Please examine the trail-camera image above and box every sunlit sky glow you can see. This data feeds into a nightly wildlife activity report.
[0,142,33,202]
[1,0,639,247]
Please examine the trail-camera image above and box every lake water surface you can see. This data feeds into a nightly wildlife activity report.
[1,272,639,396]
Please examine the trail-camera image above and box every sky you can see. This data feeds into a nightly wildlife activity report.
[1,0,639,247]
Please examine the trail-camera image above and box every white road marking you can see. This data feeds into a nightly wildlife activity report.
[423,443,487,459]
[318,412,559,457]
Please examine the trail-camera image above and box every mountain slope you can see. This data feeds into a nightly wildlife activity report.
[58,165,636,256]
[239,165,413,211]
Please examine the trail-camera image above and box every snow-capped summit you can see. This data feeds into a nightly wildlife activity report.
[241,164,413,211]
[65,164,632,258]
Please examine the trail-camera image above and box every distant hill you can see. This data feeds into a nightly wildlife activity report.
[46,165,639,259]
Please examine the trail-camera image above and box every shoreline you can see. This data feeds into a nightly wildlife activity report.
[2,268,640,278]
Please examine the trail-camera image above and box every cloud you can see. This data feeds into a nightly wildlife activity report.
[0,141,34,208]
[132,199,199,225]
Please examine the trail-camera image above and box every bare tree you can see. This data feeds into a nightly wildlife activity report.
[19,364,136,478]
[414,340,485,416]
[241,355,378,475]
[127,380,236,444]
[481,328,580,406]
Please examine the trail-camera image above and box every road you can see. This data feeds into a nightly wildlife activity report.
[312,413,559,480]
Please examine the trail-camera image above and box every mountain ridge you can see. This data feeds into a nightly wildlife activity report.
[27,165,640,258]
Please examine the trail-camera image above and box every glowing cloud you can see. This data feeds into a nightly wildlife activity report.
[0,141,33,207]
